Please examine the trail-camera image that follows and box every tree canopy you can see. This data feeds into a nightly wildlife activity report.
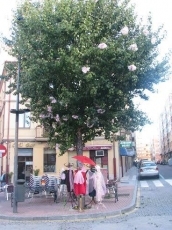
[2,0,171,155]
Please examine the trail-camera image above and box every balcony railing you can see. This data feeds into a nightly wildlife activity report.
[35,125,49,140]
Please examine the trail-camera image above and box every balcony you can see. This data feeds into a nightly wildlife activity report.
[35,125,49,141]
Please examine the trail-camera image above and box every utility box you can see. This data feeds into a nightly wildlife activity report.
[16,179,25,202]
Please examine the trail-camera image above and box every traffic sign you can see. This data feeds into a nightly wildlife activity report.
[0,145,7,158]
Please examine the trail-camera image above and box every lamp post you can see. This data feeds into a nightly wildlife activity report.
[10,57,30,213]
[111,119,117,179]
[112,133,117,179]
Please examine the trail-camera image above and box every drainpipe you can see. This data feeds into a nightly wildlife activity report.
[1,80,5,174]
[112,133,117,179]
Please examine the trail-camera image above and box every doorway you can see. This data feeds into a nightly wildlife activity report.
[18,148,33,181]
[18,162,25,179]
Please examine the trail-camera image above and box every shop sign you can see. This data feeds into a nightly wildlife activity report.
[120,141,132,148]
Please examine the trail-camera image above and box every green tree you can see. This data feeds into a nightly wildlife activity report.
[2,0,171,155]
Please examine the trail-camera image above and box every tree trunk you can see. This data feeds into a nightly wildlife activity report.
[76,128,83,156]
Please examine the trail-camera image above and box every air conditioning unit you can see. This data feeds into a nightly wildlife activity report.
[95,150,104,157]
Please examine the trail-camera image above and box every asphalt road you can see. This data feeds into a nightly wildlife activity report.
[158,164,172,179]
[0,215,171,230]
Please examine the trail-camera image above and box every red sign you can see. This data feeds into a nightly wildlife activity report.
[0,145,7,158]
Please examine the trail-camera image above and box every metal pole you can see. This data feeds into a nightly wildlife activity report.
[13,57,20,213]
[113,133,117,179]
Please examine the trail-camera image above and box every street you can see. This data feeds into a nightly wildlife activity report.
[0,165,172,230]
[158,164,172,179]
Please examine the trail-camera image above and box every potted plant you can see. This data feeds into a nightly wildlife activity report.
[7,172,13,184]
[33,169,40,176]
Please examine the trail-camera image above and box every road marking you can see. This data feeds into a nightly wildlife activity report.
[132,175,136,180]
[159,174,164,179]
[152,180,164,187]
[140,181,149,187]
[165,179,172,186]
[139,179,172,188]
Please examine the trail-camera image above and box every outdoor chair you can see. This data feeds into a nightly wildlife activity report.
[58,184,68,204]
[28,174,42,198]
[0,184,4,192]
[45,176,58,202]
[4,184,14,201]
[40,175,49,196]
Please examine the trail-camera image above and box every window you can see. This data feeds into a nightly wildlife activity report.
[95,150,104,156]
[143,163,156,167]
[19,112,30,128]
[44,148,56,172]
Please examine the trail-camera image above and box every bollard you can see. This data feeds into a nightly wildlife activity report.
[77,195,85,211]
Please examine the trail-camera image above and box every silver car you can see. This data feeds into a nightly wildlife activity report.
[138,161,159,179]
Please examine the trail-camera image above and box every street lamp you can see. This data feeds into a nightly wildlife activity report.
[10,57,30,213]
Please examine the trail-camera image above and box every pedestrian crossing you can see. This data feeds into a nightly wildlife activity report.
[139,179,172,188]
[165,179,172,186]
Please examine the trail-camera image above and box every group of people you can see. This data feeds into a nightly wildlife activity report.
[60,162,107,204]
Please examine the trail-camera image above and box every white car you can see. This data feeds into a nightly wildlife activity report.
[138,161,159,179]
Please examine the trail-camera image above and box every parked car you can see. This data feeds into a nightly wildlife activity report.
[160,160,167,165]
[138,161,159,180]
[156,160,161,164]
[137,159,150,169]
[168,158,172,166]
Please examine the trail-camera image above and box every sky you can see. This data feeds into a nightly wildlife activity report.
[0,0,18,68]
[131,0,172,137]
[0,0,172,137]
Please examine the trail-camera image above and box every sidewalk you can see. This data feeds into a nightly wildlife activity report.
[0,167,138,221]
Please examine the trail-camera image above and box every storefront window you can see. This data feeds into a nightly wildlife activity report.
[18,156,25,162]
[44,148,56,172]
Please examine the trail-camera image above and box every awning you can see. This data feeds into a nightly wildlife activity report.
[68,145,112,151]
[120,147,135,157]
[83,145,112,150]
